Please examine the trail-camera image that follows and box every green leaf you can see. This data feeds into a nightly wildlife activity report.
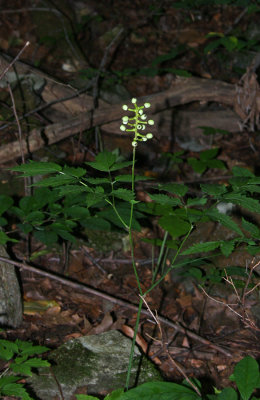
[0,230,18,244]
[232,166,254,177]
[159,216,191,239]
[0,216,7,226]
[213,387,238,400]
[158,183,188,197]
[85,177,110,185]
[222,194,260,213]
[105,388,125,399]
[200,184,227,196]
[18,223,33,234]
[220,240,236,257]
[233,356,259,400]
[99,204,141,231]
[86,151,117,172]
[25,211,45,224]
[115,175,152,183]
[33,175,77,187]
[110,161,133,171]
[242,218,260,238]
[57,185,88,196]
[204,38,223,54]
[241,185,260,194]
[0,195,13,215]
[188,158,207,174]
[34,188,58,207]
[1,382,34,400]
[200,148,219,161]
[206,208,243,236]
[182,241,220,255]
[120,381,201,400]
[81,216,111,231]
[11,160,62,176]
[34,230,58,246]
[0,375,20,388]
[148,193,181,206]
[0,339,18,360]
[62,166,86,178]
[111,189,135,202]
[75,395,99,400]
[19,196,37,213]
[16,341,49,356]
[11,359,49,376]
[206,159,226,169]
[86,189,106,207]
[65,206,90,219]
[187,197,207,207]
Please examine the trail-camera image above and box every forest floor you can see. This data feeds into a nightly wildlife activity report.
[0,0,260,397]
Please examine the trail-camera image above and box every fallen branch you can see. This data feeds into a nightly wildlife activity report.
[0,255,232,357]
[0,77,240,163]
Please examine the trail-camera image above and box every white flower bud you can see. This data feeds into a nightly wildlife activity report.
[142,137,147,141]
[122,116,129,123]
[144,102,151,108]
[120,125,126,131]
[140,114,147,120]
[132,141,138,147]
[146,133,153,139]
[131,98,137,104]
[122,105,128,110]
[148,120,154,125]
[139,109,143,115]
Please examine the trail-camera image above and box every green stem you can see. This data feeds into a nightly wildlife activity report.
[125,297,143,390]
[125,146,145,390]
[145,225,193,296]
[105,199,129,231]
[152,231,168,284]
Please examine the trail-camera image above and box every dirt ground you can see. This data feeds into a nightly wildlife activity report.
[0,0,260,397]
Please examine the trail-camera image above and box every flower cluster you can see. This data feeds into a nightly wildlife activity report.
[120,98,154,147]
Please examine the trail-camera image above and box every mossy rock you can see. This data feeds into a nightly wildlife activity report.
[29,330,162,399]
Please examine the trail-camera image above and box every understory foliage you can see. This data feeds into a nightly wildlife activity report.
[0,338,49,400]
[1,99,260,398]
[76,354,260,399]
[0,338,259,400]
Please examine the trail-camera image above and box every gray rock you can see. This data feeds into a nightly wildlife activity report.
[29,330,162,399]
[0,245,23,327]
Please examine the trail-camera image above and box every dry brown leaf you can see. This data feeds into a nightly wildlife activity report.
[121,325,161,365]
[88,313,113,335]
[64,332,82,341]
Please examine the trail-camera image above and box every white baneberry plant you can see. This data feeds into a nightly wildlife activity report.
[120,98,154,148]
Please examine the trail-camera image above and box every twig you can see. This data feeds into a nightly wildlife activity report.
[140,295,202,397]
[199,260,260,332]
[0,255,232,356]
[82,246,108,275]
[91,26,124,150]
[200,285,244,319]
[0,41,30,81]
[50,366,65,400]
[98,257,158,265]
[0,85,94,131]
[7,83,25,163]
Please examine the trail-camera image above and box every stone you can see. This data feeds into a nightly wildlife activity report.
[0,245,23,327]
[29,330,162,399]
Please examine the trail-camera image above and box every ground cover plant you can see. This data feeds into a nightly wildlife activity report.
[0,337,49,400]
[0,1,260,399]
[1,98,259,398]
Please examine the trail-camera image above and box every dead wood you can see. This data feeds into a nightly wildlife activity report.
[0,255,232,357]
[0,54,260,164]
